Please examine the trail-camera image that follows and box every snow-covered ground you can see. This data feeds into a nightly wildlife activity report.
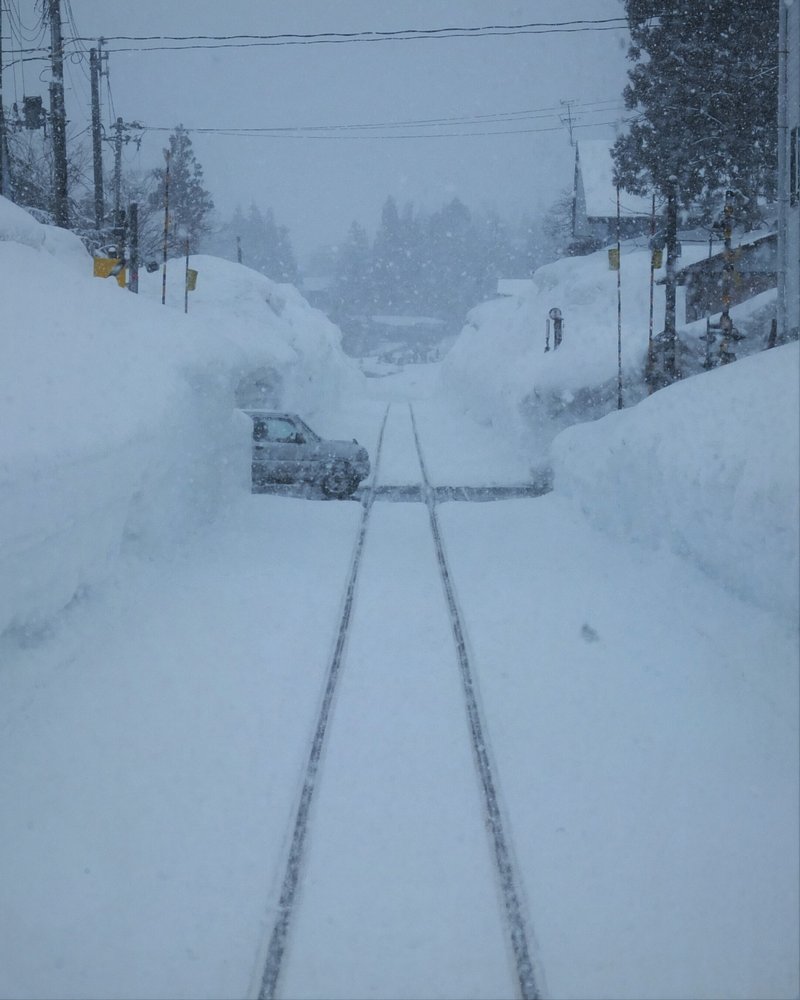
[0,200,797,999]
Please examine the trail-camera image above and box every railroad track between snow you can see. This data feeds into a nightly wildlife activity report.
[254,401,541,1000]
[254,404,390,1000]
[408,402,541,1000]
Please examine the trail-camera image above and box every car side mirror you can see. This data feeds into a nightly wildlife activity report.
[292,433,306,444]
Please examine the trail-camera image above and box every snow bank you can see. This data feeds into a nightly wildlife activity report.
[552,342,800,621]
[0,198,362,636]
[440,245,660,460]
[136,254,363,419]
[440,242,777,461]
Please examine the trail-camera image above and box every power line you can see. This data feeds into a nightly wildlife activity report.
[67,17,630,44]
[5,16,634,60]
[143,99,625,136]
[138,117,636,141]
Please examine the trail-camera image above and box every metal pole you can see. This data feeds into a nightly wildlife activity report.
[703,233,715,370]
[129,202,139,293]
[47,0,69,228]
[646,194,656,393]
[719,190,735,364]
[663,181,678,382]
[616,184,623,409]
[184,239,190,313]
[161,149,170,305]
[90,46,104,231]
[236,234,242,263]
[113,117,124,229]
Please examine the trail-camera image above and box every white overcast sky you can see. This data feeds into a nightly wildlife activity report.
[7,0,632,258]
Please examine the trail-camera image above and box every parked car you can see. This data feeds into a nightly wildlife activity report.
[242,410,370,499]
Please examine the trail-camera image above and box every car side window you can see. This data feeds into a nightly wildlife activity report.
[252,420,268,442]
[266,418,300,442]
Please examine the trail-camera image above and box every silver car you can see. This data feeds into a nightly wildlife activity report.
[243,410,370,499]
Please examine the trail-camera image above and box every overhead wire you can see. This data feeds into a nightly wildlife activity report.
[69,17,632,43]
[138,116,637,141]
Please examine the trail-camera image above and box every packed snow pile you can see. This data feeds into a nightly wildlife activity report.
[0,197,362,636]
[440,242,777,462]
[136,254,363,417]
[552,341,800,621]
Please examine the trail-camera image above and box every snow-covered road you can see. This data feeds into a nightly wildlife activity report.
[0,380,797,1000]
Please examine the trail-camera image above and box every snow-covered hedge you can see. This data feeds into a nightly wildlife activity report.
[0,197,362,635]
[552,342,800,621]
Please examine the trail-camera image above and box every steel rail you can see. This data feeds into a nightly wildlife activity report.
[408,402,541,1000]
[255,405,390,1000]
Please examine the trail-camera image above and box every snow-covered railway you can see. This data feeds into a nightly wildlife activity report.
[254,403,541,1000]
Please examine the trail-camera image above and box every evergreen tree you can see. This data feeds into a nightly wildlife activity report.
[332,220,372,317]
[612,0,778,226]
[262,207,299,283]
[200,203,298,283]
[150,125,214,254]
[426,197,476,318]
[372,196,405,310]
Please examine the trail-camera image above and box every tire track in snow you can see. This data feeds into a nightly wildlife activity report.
[409,402,542,1000]
[255,404,390,1000]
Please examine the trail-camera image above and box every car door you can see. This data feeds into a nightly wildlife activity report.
[261,416,309,482]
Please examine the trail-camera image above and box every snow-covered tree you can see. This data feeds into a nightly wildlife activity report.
[149,125,214,255]
[612,0,778,227]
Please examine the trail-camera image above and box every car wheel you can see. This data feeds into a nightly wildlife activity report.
[321,462,357,499]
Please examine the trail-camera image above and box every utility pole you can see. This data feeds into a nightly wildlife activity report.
[90,44,104,231]
[0,0,8,198]
[109,116,142,229]
[112,117,124,229]
[559,99,577,146]
[47,0,69,228]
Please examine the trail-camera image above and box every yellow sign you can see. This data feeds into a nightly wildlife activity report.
[651,249,663,269]
[608,247,620,271]
[93,257,127,288]
[186,268,198,291]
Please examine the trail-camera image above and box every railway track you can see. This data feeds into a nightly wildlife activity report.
[254,402,541,1000]
[409,403,540,1000]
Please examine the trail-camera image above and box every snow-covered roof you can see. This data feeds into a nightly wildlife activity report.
[577,139,659,220]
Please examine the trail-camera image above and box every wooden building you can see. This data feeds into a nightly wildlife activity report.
[572,139,658,247]
[671,233,777,324]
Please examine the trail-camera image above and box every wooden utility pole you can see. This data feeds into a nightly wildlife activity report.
[90,45,104,231]
[0,1,8,198]
[47,0,69,228]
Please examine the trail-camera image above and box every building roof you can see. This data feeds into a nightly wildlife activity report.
[660,231,777,285]
[577,139,659,220]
